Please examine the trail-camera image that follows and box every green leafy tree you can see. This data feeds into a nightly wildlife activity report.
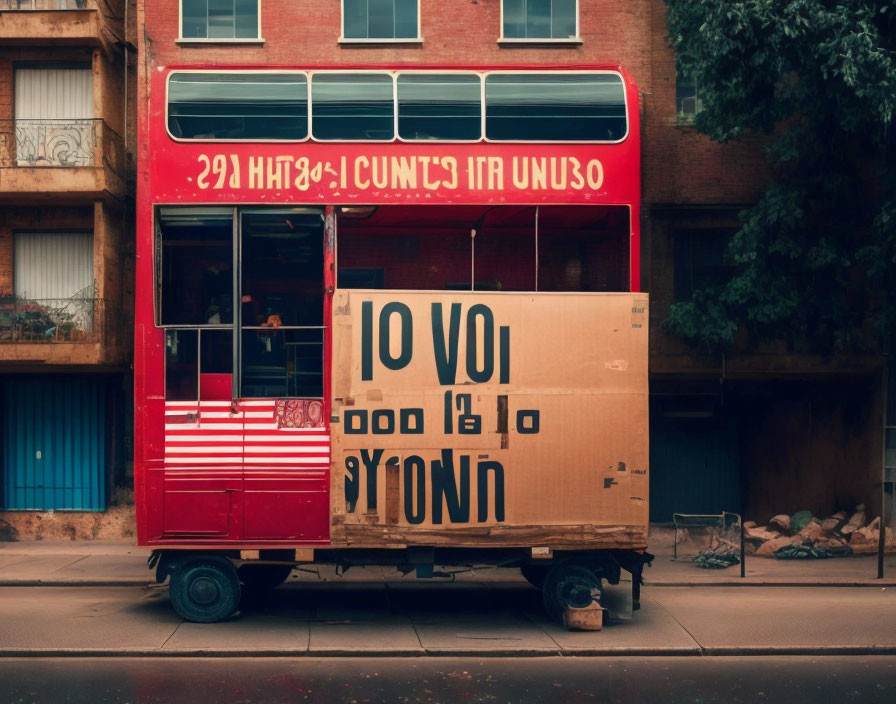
[665,1,896,353]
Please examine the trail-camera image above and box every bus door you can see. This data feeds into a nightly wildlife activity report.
[236,209,330,542]
[160,208,242,540]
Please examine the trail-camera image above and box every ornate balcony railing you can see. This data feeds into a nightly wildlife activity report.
[0,1,93,9]
[0,118,124,173]
[15,118,93,167]
[0,298,118,344]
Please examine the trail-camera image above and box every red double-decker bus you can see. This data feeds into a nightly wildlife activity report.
[135,65,650,626]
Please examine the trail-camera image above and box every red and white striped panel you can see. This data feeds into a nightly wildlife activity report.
[164,400,329,468]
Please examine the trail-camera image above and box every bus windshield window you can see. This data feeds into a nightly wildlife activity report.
[158,208,233,326]
[168,72,308,140]
[397,74,482,141]
[311,74,394,141]
[485,73,627,142]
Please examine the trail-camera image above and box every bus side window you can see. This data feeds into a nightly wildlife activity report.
[157,208,234,326]
[165,329,198,401]
[165,329,235,401]
[199,330,234,400]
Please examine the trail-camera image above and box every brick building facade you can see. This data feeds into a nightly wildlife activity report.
[2,0,882,538]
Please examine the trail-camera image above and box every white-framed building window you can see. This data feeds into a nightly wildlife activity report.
[341,0,420,41]
[501,0,578,41]
[180,0,261,40]
[15,67,95,167]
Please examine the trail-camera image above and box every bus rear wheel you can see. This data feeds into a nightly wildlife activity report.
[541,563,602,623]
[169,559,241,623]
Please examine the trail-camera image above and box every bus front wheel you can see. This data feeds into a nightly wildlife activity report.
[169,558,241,623]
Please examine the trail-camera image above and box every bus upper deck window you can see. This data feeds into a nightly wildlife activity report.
[397,74,481,141]
[168,72,308,141]
[485,73,627,142]
[311,73,394,141]
[158,208,234,326]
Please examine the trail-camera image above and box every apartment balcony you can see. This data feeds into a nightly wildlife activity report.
[0,118,125,201]
[0,1,118,47]
[0,297,125,365]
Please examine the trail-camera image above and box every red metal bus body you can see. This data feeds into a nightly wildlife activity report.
[135,64,642,551]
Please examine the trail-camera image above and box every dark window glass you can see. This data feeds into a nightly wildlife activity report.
[182,1,258,39]
[286,328,324,398]
[343,0,366,38]
[311,74,394,141]
[885,428,896,470]
[368,0,394,37]
[241,328,323,398]
[676,64,701,120]
[158,208,234,326]
[888,361,896,425]
[166,329,198,401]
[240,211,324,328]
[337,268,385,288]
[234,0,259,38]
[182,0,206,38]
[485,73,626,141]
[394,0,418,37]
[673,230,732,300]
[239,210,324,399]
[527,0,551,37]
[200,330,233,374]
[551,0,577,37]
[398,74,481,141]
[168,72,307,140]
[344,0,418,39]
[208,0,233,38]
[503,0,576,39]
[503,0,526,38]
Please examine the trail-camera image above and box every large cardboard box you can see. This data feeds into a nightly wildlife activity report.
[329,290,649,550]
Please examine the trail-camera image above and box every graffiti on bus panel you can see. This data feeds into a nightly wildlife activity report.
[343,301,539,526]
[195,153,605,194]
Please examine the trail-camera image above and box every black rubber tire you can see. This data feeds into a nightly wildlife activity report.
[238,564,294,594]
[169,559,241,623]
[520,564,550,589]
[541,564,602,623]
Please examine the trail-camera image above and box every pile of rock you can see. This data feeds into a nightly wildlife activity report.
[744,505,896,557]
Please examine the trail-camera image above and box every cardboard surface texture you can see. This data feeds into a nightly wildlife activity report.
[330,290,649,549]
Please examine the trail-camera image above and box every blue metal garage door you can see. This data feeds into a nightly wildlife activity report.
[2,378,106,510]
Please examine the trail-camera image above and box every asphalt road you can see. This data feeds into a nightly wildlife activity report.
[1,656,895,703]
[1,583,895,656]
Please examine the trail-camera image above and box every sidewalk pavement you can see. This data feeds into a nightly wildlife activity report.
[1,539,896,587]
[1,581,895,657]
[2,541,896,657]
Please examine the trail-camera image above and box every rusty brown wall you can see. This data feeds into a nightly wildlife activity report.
[741,377,883,523]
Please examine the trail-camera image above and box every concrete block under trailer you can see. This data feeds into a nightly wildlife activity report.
[143,292,651,627]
